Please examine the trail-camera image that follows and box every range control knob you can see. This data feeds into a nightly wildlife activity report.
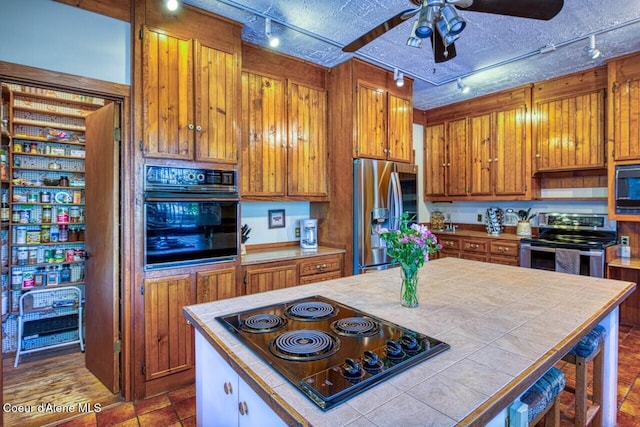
[363,350,379,368]
[386,340,405,359]
[343,358,362,378]
[400,335,419,351]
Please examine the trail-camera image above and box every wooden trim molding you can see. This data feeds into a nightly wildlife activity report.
[0,61,130,98]
[54,0,132,23]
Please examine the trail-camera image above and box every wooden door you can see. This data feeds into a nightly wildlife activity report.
[144,274,194,381]
[287,81,328,198]
[446,118,468,196]
[240,72,286,196]
[244,264,297,295]
[85,102,120,393]
[356,82,387,159]
[142,27,194,160]
[612,79,640,161]
[195,41,238,163]
[468,113,492,196]
[387,94,413,163]
[535,91,605,170]
[424,123,447,198]
[196,267,237,303]
[494,106,528,196]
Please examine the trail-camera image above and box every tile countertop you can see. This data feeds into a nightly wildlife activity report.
[183,258,635,427]
[241,245,346,265]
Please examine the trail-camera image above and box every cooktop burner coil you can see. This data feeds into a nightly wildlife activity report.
[331,317,380,337]
[269,330,340,361]
[240,314,287,333]
[286,301,336,320]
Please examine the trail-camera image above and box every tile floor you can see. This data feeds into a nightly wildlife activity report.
[52,325,640,426]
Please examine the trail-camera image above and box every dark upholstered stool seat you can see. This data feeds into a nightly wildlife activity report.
[562,325,605,426]
[521,366,566,426]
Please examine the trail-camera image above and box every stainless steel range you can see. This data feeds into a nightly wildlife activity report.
[520,213,617,277]
[216,295,449,411]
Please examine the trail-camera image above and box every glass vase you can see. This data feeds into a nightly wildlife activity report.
[400,264,419,308]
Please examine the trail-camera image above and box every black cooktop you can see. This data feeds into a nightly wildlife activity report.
[216,295,449,411]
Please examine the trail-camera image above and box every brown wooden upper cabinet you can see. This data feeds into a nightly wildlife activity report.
[141,27,240,163]
[241,71,328,200]
[424,87,530,201]
[532,68,607,172]
[356,82,412,162]
[609,54,640,161]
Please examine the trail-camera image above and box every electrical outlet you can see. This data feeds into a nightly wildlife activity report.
[621,235,630,246]
[295,227,300,238]
[477,213,483,222]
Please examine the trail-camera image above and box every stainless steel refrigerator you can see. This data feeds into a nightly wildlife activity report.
[353,158,418,274]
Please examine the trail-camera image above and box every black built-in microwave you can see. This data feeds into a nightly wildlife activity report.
[615,164,640,215]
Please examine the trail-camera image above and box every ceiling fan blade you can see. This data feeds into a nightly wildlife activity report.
[457,0,564,21]
[432,33,456,63]
[342,8,419,52]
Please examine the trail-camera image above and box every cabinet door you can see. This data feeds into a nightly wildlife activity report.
[535,91,605,170]
[424,123,447,197]
[196,267,237,304]
[468,114,492,196]
[144,274,194,381]
[356,83,387,159]
[287,82,328,197]
[238,372,287,427]
[142,28,194,160]
[494,106,528,196]
[612,79,640,161]
[244,263,297,294]
[446,118,468,196]
[241,72,286,196]
[387,94,413,163]
[195,42,238,163]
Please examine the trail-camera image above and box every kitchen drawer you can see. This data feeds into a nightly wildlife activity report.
[463,239,488,254]
[439,237,460,251]
[490,254,519,266]
[299,270,342,285]
[461,252,488,262]
[490,241,519,257]
[299,254,343,277]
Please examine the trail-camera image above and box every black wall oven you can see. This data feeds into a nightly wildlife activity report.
[144,165,239,270]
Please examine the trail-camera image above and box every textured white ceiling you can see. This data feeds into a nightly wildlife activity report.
[182,0,640,110]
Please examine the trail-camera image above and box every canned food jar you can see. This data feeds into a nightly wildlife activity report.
[66,249,75,262]
[73,191,82,205]
[28,248,37,264]
[11,270,23,288]
[26,231,41,245]
[22,271,34,288]
[70,207,80,223]
[27,192,38,203]
[17,247,28,266]
[59,224,68,242]
[42,205,52,223]
[57,207,69,224]
[40,191,51,203]
[41,225,50,243]
[15,226,26,244]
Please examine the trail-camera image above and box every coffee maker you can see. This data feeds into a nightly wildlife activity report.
[300,219,318,250]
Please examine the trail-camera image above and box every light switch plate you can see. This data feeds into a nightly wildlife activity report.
[621,245,631,259]
[621,235,630,246]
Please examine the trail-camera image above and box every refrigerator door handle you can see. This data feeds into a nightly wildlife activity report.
[388,171,403,229]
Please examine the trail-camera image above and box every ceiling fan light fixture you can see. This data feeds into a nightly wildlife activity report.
[406,20,423,48]
[440,4,466,35]
[585,34,601,60]
[457,78,470,94]
[415,6,437,39]
[394,68,405,87]
[435,18,458,46]
[265,17,280,48]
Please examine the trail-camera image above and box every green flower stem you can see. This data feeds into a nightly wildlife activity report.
[400,264,419,308]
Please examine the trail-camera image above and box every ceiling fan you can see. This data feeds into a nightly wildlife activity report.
[343,0,564,63]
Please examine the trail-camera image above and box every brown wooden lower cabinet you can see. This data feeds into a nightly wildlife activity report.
[298,254,344,285]
[143,274,195,382]
[244,261,298,294]
[196,267,238,303]
[435,233,519,266]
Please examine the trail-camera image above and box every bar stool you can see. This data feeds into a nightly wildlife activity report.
[561,324,605,426]
[520,366,566,426]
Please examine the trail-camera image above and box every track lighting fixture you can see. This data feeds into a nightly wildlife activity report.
[394,68,405,87]
[440,4,466,35]
[435,18,458,47]
[415,5,437,39]
[456,78,470,94]
[585,34,601,60]
[265,17,280,48]
[166,0,178,11]
[406,1,466,49]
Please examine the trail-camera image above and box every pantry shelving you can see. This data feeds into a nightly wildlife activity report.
[1,83,104,354]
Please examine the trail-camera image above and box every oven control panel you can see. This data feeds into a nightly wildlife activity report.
[144,165,237,193]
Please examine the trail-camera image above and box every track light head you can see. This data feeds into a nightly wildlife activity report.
[441,4,466,35]
[406,21,423,48]
[585,34,601,60]
[456,78,470,94]
[166,0,178,11]
[394,68,405,87]
[265,17,280,48]
[415,6,437,39]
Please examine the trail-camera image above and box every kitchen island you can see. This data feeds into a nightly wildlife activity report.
[183,258,635,426]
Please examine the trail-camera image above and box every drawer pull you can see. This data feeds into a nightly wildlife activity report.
[315,264,327,271]
[223,382,233,395]
[239,401,248,416]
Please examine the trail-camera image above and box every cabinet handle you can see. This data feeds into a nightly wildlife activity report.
[535,153,541,158]
[487,159,492,163]
[316,264,327,271]
[239,401,248,416]
[188,124,194,130]
[442,163,446,167]
[494,158,498,162]
[195,125,202,132]
[447,163,451,167]
[223,382,233,395]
